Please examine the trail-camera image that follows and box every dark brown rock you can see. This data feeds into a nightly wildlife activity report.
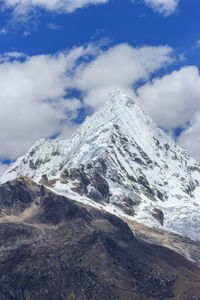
[114,202,135,216]
[51,151,60,156]
[157,190,164,201]
[123,197,135,206]
[91,172,110,201]
[87,188,103,203]
[39,174,57,187]
[137,175,155,198]
[0,177,40,217]
[164,143,170,151]
[152,208,164,225]
[0,178,200,300]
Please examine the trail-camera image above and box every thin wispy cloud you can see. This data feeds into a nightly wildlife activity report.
[0,0,109,15]
[47,23,61,30]
[142,0,179,16]
[1,0,179,16]
[197,40,200,47]
[0,27,7,34]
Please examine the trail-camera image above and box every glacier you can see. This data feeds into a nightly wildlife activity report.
[1,90,200,240]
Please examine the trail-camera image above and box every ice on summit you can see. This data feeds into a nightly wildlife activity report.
[1,90,200,241]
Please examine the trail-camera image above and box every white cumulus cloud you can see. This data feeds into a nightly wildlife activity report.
[0,45,96,160]
[74,44,173,107]
[137,66,200,160]
[1,42,200,162]
[0,43,173,161]
[178,114,200,160]
[143,0,179,16]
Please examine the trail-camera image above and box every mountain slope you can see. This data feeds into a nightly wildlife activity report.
[1,90,200,240]
[0,177,200,300]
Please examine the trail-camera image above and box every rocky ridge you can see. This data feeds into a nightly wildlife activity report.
[1,90,200,240]
[0,177,200,300]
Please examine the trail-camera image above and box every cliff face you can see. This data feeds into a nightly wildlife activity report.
[0,177,200,300]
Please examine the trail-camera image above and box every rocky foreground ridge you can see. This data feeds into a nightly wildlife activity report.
[1,90,200,240]
[0,177,200,300]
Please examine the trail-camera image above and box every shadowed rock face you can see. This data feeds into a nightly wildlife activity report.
[0,177,42,217]
[124,218,200,268]
[0,178,200,300]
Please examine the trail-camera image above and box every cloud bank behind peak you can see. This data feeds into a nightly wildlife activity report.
[0,43,173,160]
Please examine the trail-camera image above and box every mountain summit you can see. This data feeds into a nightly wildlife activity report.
[1,90,200,240]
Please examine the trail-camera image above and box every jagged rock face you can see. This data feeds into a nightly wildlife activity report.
[125,218,200,268]
[152,208,164,225]
[1,90,200,240]
[0,177,41,217]
[0,178,200,300]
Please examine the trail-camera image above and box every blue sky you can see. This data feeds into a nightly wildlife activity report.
[0,0,200,173]
[1,0,200,60]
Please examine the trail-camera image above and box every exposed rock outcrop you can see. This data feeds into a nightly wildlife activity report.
[0,178,200,299]
[2,91,200,240]
[152,208,164,225]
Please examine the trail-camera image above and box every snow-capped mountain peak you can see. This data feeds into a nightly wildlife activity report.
[1,90,200,240]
